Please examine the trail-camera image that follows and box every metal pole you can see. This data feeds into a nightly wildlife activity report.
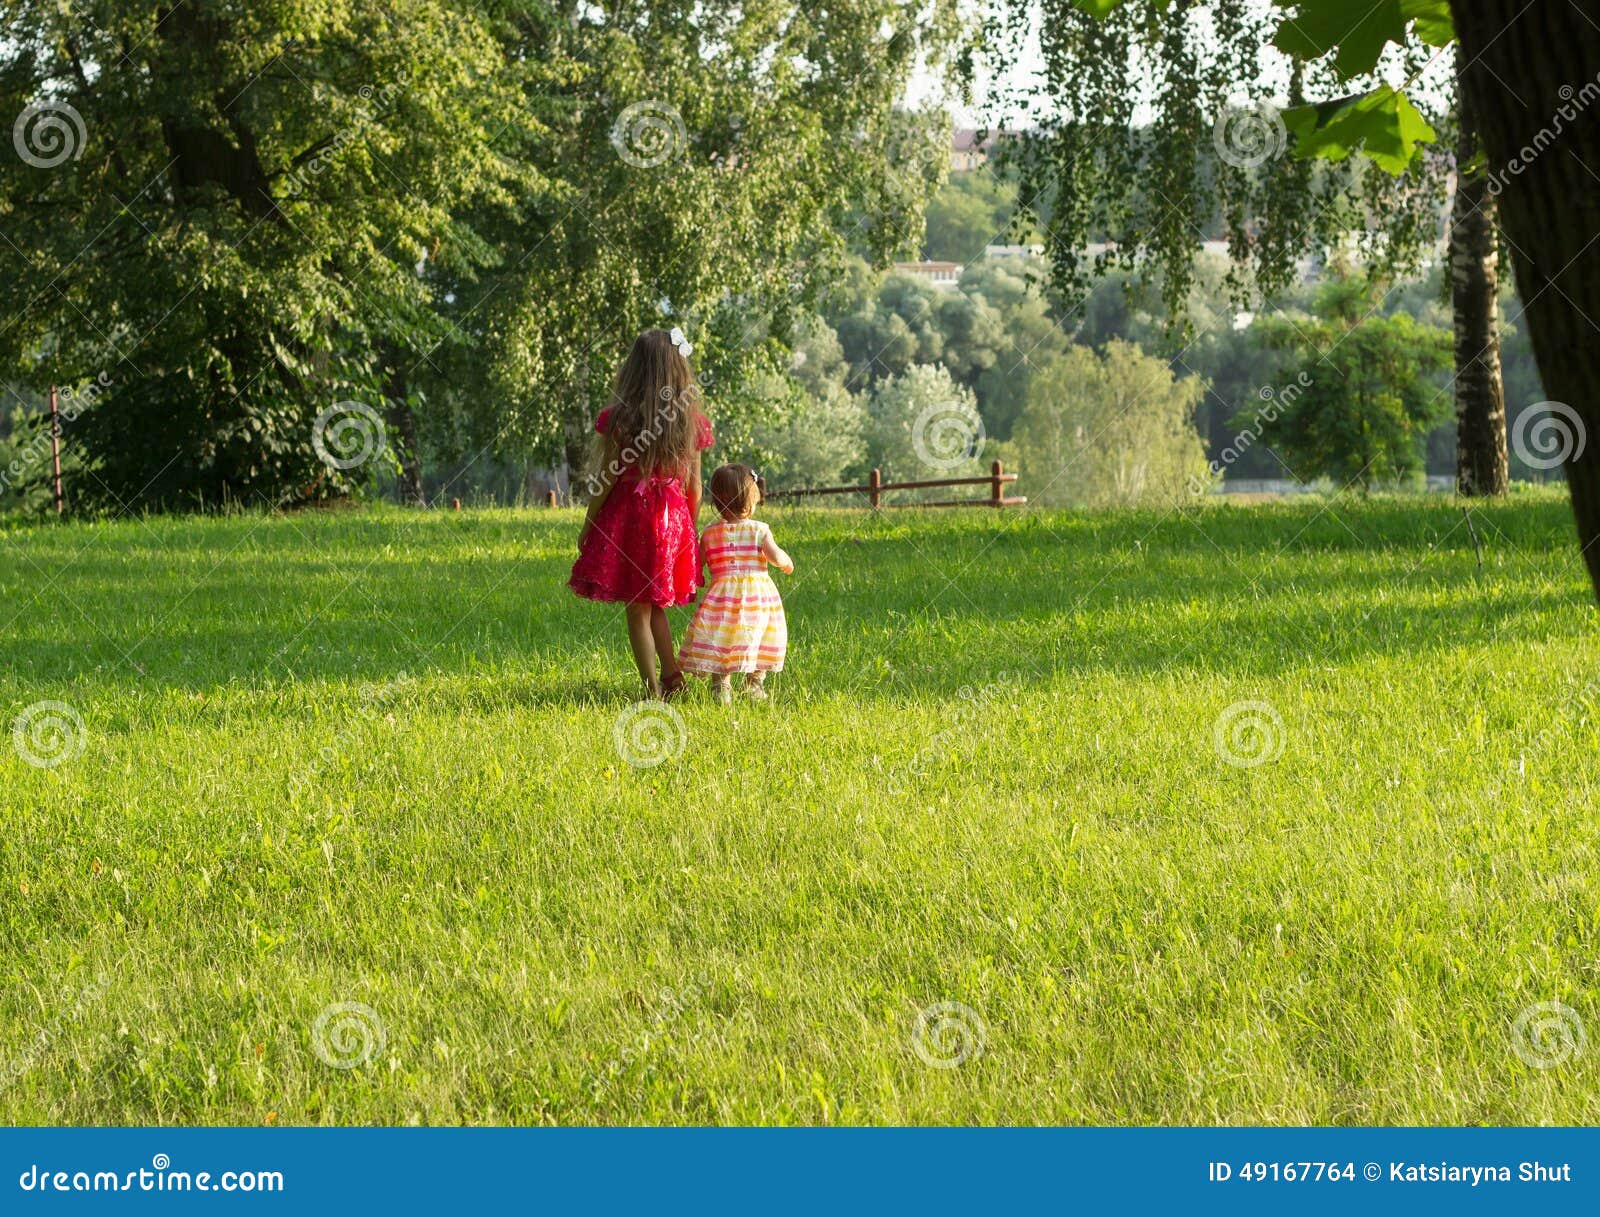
[50,385,62,516]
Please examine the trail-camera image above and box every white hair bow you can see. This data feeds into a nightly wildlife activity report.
[669,326,693,358]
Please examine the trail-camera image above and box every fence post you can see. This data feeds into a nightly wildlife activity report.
[869,467,881,511]
[50,385,62,516]
[990,458,1004,508]
[547,489,558,508]
[756,474,767,503]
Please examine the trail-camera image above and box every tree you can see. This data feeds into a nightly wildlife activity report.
[0,0,961,510]
[1449,87,1508,496]
[866,363,987,491]
[1054,0,1600,597]
[993,2,1448,325]
[992,2,1509,496]
[0,0,530,509]
[1012,340,1207,508]
[749,316,868,487]
[752,381,869,489]
[1249,278,1451,489]
[962,257,1070,440]
[922,170,1023,261]
[1448,3,1600,590]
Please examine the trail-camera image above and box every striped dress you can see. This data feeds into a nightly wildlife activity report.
[678,518,787,675]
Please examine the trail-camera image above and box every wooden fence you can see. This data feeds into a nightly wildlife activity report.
[757,459,1024,510]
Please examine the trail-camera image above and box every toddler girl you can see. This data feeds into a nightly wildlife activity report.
[569,328,712,699]
[678,464,792,703]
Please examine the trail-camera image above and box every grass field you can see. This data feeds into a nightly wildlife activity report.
[2,490,1598,1125]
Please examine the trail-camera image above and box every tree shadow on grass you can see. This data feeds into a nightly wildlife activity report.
[0,501,1585,703]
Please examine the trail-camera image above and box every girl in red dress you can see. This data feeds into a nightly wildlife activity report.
[569,327,713,699]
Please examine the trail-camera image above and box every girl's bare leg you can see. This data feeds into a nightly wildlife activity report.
[625,602,659,696]
[711,675,732,705]
[742,671,767,700]
[650,606,680,682]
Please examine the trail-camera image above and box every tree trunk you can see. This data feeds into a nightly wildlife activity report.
[1451,2,1600,593]
[384,353,426,507]
[388,400,426,506]
[1450,88,1508,496]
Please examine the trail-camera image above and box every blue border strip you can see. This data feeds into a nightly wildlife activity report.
[2,1128,1594,1213]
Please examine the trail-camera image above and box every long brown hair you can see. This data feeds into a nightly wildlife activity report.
[595,329,705,480]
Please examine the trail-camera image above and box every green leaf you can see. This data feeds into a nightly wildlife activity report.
[1273,0,1449,79]
[1283,85,1437,173]
[1398,0,1455,46]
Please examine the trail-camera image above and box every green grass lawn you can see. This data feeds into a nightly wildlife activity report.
[2,490,1598,1125]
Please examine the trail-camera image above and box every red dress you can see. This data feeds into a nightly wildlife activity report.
[568,408,713,607]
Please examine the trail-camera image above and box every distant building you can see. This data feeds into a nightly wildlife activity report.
[951,129,1020,172]
[984,244,1044,259]
[892,260,963,289]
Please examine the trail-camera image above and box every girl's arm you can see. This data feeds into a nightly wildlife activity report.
[760,527,794,575]
[577,437,621,549]
[685,454,702,524]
